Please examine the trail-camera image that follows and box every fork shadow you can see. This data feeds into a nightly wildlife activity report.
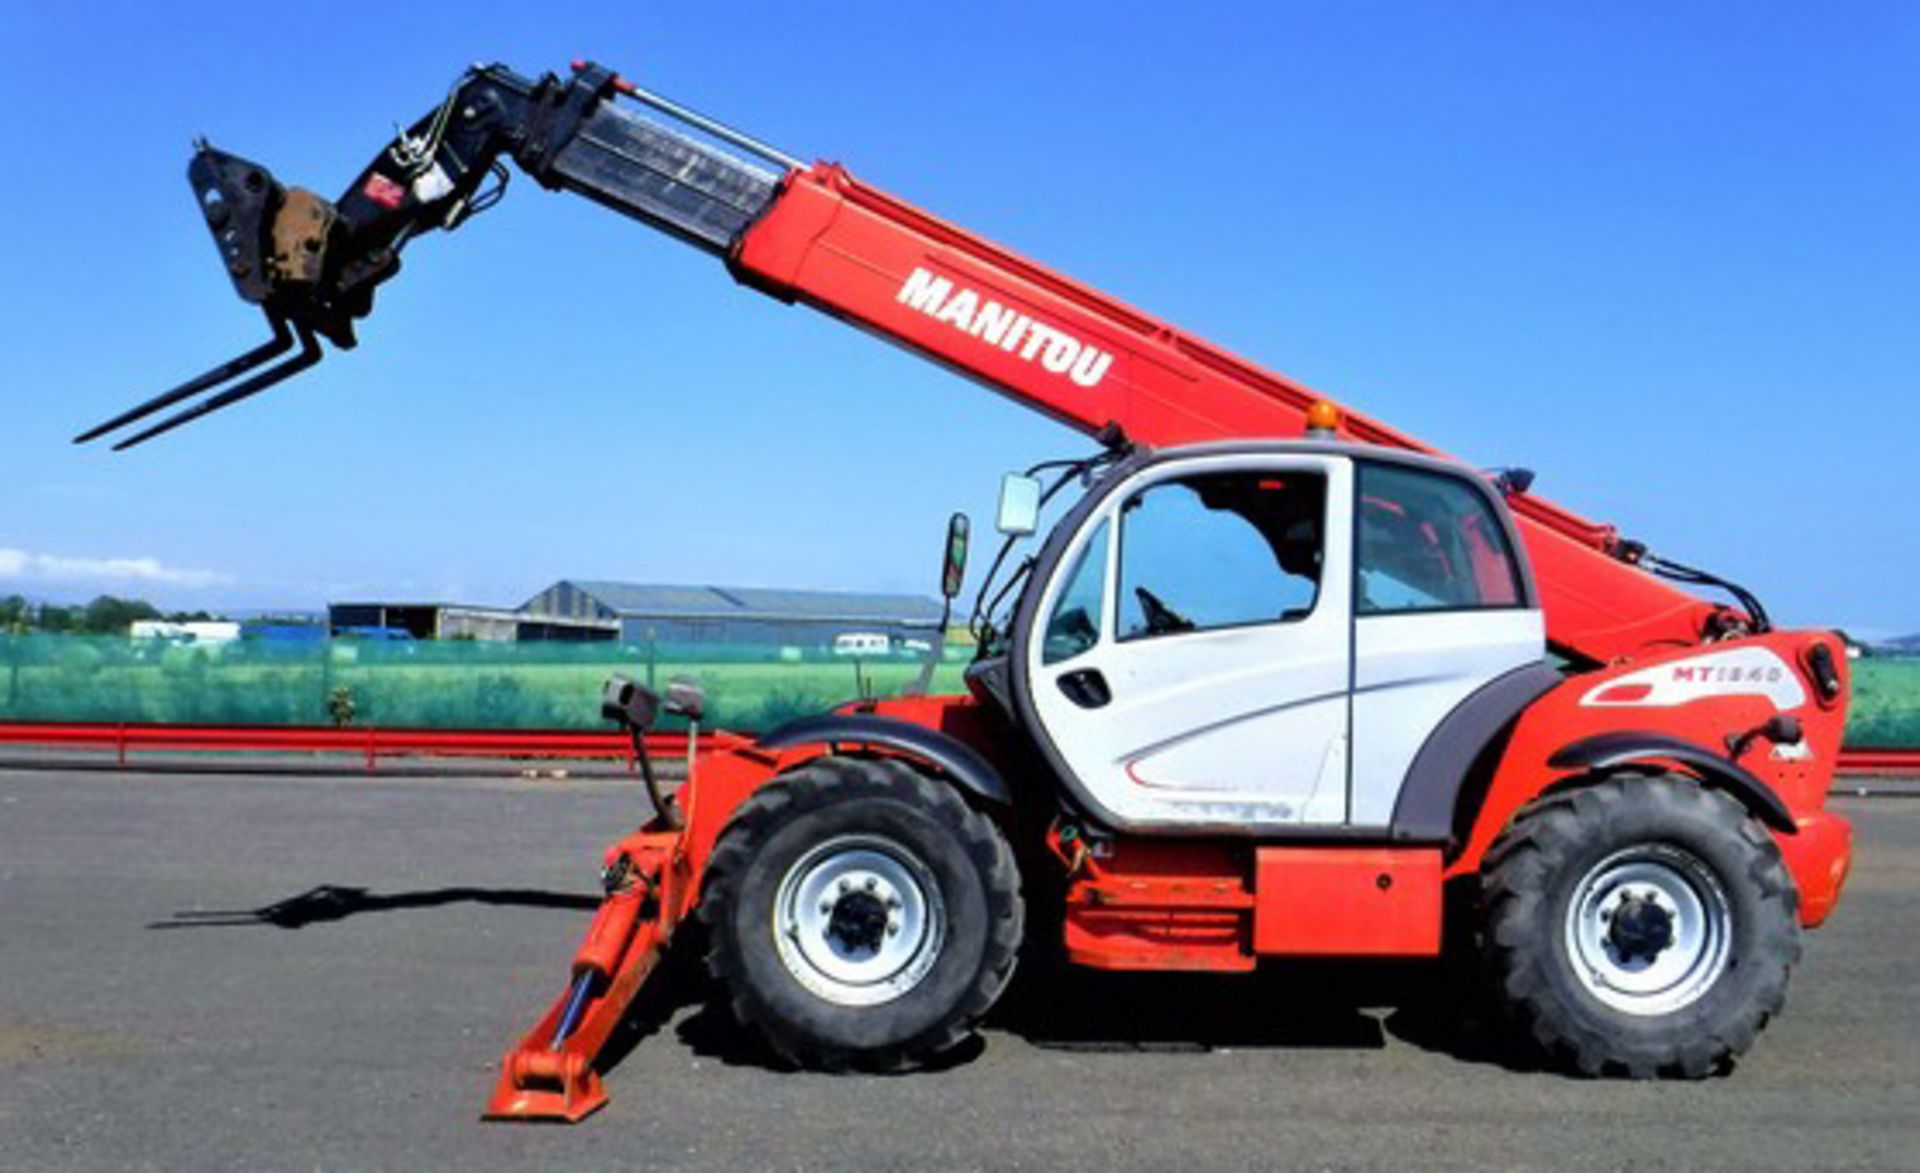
[148,883,600,930]
[144,887,1545,1077]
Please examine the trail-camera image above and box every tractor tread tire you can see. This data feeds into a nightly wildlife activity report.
[1481,775,1800,1079]
[699,755,1022,1071]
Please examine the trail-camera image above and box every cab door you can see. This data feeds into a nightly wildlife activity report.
[1346,460,1546,826]
[1023,453,1354,832]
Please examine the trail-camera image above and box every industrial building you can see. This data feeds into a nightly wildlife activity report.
[519,580,943,649]
[326,602,616,642]
[326,581,943,649]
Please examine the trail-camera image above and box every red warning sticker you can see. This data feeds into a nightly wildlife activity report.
[362,172,407,209]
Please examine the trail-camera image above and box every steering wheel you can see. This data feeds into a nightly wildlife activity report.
[1133,586,1195,636]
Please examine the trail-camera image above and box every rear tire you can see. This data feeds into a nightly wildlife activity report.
[699,756,1023,1070]
[1480,774,1800,1078]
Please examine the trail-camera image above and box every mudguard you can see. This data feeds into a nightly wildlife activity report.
[756,713,1012,806]
[1546,730,1796,833]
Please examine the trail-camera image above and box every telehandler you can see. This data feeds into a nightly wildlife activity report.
[79,60,1853,1121]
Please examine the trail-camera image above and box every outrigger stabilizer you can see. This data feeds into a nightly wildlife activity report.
[485,674,712,1123]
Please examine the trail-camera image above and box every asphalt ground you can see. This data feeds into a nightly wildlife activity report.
[0,767,1913,1172]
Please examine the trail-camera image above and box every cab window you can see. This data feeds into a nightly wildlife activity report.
[1042,519,1109,664]
[1116,470,1326,641]
[1356,463,1523,614]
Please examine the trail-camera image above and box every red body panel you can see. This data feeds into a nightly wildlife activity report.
[1450,630,1854,927]
[734,165,1718,665]
[1050,822,1446,967]
[1253,848,1443,957]
[1055,836,1257,972]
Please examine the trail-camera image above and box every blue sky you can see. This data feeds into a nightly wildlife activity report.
[1,3,1913,633]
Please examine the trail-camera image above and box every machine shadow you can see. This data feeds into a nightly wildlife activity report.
[622,942,1545,1077]
[147,883,600,930]
[995,953,1547,1073]
[144,886,1544,1078]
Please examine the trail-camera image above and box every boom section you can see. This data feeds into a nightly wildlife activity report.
[730,171,1717,663]
[81,60,1722,663]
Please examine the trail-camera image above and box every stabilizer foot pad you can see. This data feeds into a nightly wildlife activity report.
[483,1050,608,1123]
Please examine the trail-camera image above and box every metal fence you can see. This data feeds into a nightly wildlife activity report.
[0,633,967,732]
[0,632,1914,746]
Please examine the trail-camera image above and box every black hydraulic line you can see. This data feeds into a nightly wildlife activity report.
[967,449,1126,641]
[1642,553,1772,633]
[978,556,1036,641]
[628,726,679,829]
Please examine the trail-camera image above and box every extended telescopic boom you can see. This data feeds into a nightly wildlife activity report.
[77,60,1736,664]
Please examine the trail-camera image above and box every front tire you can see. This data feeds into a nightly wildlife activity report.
[699,756,1023,1069]
[1481,775,1800,1078]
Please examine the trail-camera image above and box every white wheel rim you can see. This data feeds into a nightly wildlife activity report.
[773,834,945,1007]
[1563,844,1733,1017]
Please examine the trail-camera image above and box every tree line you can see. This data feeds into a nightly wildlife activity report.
[0,595,218,634]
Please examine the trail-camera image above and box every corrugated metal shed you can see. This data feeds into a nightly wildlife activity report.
[522,580,942,647]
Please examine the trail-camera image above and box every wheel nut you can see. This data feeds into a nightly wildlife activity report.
[838,879,851,893]
[886,921,900,937]
[865,877,878,891]
[819,901,834,914]
[886,896,901,910]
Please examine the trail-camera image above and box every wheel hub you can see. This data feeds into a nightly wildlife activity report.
[773,834,945,1007]
[1564,845,1733,1017]
[826,890,892,954]
[1607,893,1676,963]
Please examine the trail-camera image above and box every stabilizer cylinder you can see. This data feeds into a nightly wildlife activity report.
[483,832,685,1123]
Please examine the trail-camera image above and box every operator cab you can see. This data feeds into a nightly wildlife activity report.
[968,433,1544,836]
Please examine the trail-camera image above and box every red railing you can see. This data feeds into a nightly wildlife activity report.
[0,720,699,771]
[1834,748,1920,776]
[0,720,1912,776]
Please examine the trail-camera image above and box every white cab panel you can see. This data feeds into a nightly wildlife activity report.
[1348,608,1544,826]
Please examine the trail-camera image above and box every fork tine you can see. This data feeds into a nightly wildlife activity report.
[74,314,294,444]
[109,322,323,451]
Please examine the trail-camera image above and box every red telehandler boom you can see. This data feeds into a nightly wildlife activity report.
[80,61,1853,1121]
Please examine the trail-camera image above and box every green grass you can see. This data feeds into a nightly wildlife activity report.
[1842,657,1920,748]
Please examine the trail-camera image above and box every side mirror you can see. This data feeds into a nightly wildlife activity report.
[601,673,660,730]
[664,674,706,723]
[996,473,1042,537]
[941,512,969,599]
